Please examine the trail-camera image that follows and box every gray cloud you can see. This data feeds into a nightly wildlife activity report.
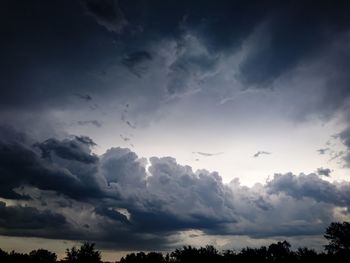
[77,120,103,128]
[0,128,105,201]
[74,93,93,101]
[317,148,329,155]
[165,35,219,97]
[122,51,152,78]
[194,152,224,157]
[35,137,98,164]
[339,126,350,167]
[266,173,350,208]
[0,201,69,238]
[0,201,65,229]
[238,2,350,87]
[1,0,349,127]
[143,157,236,228]
[1,128,350,249]
[100,147,147,189]
[339,128,350,148]
[2,0,350,252]
[226,179,334,238]
[253,151,271,158]
[316,167,332,177]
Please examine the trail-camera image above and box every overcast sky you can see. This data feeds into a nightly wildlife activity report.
[1,0,350,260]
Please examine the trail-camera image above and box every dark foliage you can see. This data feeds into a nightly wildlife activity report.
[29,249,57,263]
[64,242,102,263]
[324,221,350,256]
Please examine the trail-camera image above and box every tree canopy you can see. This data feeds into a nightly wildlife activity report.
[324,221,350,255]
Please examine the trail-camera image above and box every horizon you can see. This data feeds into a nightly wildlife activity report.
[1,0,350,261]
[1,222,349,262]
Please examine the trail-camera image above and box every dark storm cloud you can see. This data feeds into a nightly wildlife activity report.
[1,0,350,113]
[305,33,350,120]
[0,128,104,201]
[0,0,120,109]
[35,137,98,164]
[119,0,350,90]
[99,150,235,235]
[266,173,350,208]
[0,201,66,231]
[81,0,128,33]
[131,157,236,232]
[2,128,350,249]
[2,0,350,251]
[94,206,131,225]
[238,1,350,87]
[75,135,97,146]
[100,147,147,188]
[0,130,234,248]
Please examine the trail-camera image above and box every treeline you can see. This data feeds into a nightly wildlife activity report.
[120,242,349,263]
[0,222,349,263]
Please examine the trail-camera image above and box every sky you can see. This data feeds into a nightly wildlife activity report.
[1,0,350,261]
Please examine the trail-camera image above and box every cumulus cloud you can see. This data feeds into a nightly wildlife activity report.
[35,137,98,164]
[1,127,350,250]
[226,179,334,238]
[0,129,105,201]
[143,157,236,228]
[266,173,350,208]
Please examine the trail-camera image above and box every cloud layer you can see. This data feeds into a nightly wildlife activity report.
[1,127,350,250]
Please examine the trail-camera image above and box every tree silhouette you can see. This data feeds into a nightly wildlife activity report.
[65,243,101,263]
[65,246,79,263]
[238,246,269,263]
[171,246,199,263]
[120,252,165,263]
[296,247,317,257]
[324,221,350,255]
[29,249,57,263]
[0,248,8,262]
[198,245,222,263]
[267,241,295,263]
[8,250,30,263]
[144,252,164,263]
[222,249,237,263]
